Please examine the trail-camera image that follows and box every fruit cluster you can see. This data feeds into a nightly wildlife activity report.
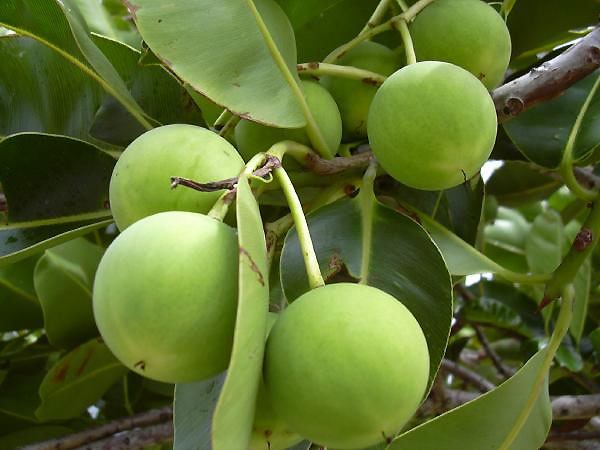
[93,0,510,448]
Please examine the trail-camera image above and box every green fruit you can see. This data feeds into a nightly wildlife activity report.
[109,124,244,231]
[367,61,497,191]
[250,312,303,450]
[264,283,429,449]
[93,211,238,383]
[321,41,401,140]
[235,80,342,160]
[411,0,511,89]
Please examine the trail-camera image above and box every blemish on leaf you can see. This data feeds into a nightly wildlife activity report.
[239,247,265,286]
[76,348,95,376]
[134,360,146,371]
[122,0,139,19]
[54,363,69,382]
[574,228,593,251]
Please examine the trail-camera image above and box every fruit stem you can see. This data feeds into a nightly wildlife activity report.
[243,0,333,159]
[359,0,393,35]
[296,63,387,85]
[358,161,379,284]
[218,114,241,140]
[322,0,435,63]
[396,0,409,12]
[213,109,232,130]
[398,19,417,65]
[271,165,325,289]
[545,200,600,300]
[498,284,574,450]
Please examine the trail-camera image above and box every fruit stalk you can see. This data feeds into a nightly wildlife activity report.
[397,19,416,65]
[358,0,393,35]
[296,62,386,85]
[272,163,325,289]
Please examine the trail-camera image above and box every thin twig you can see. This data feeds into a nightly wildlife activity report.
[76,422,173,450]
[473,325,515,379]
[547,431,600,442]
[493,27,600,123]
[440,359,496,392]
[19,406,172,450]
[553,394,600,420]
[170,154,281,192]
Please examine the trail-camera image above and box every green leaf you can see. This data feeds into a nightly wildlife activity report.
[212,174,269,449]
[0,372,44,424]
[507,1,600,61]
[277,0,380,62]
[589,327,600,357]
[525,210,564,274]
[389,348,552,450]
[571,259,591,345]
[485,162,562,207]
[280,192,453,389]
[70,0,139,46]
[555,335,584,372]
[0,255,43,331]
[90,34,205,146]
[0,35,103,139]
[504,70,600,168]
[36,338,127,421]
[34,238,103,348]
[382,177,484,246]
[173,373,226,450]
[0,0,153,130]
[129,0,304,127]
[0,426,72,448]
[0,133,115,265]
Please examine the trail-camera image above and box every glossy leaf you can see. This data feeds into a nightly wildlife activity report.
[381,177,484,246]
[0,255,43,331]
[70,0,139,46]
[90,34,205,146]
[571,259,591,345]
[0,133,115,264]
[525,210,564,274]
[212,174,269,449]
[390,348,552,450]
[485,162,562,207]
[280,190,453,388]
[34,238,103,348]
[504,70,600,168]
[507,1,600,60]
[277,0,380,62]
[0,35,103,139]
[36,338,127,421]
[0,0,152,130]
[173,373,226,450]
[129,0,304,127]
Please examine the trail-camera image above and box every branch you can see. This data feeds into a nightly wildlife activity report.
[303,151,373,175]
[473,325,515,379]
[19,406,172,450]
[170,154,281,192]
[553,394,600,420]
[81,422,173,450]
[493,27,600,123]
[440,359,496,392]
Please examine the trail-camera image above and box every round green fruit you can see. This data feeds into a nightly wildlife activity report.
[93,211,238,383]
[264,283,429,449]
[250,313,302,450]
[235,80,342,160]
[411,0,511,89]
[109,124,244,231]
[321,41,401,140]
[367,61,497,191]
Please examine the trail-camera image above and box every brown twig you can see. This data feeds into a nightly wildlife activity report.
[547,430,600,442]
[553,394,600,420]
[170,154,282,193]
[473,325,515,379]
[303,151,373,176]
[440,359,496,392]
[18,406,172,450]
[493,27,600,123]
[77,422,173,450]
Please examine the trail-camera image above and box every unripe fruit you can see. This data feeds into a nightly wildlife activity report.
[264,283,429,449]
[250,313,302,450]
[93,211,238,383]
[367,61,497,191]
[321,41,401,140]
[109,124,244,231]
[411,0,511,89]
[235,80,342,160]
